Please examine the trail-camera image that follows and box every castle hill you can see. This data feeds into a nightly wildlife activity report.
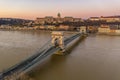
[0,13,120,35]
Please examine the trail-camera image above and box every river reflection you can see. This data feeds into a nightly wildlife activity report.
[0,31,120,80]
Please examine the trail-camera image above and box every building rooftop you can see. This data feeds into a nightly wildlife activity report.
[90,17,99,18]
[101,16,120,18]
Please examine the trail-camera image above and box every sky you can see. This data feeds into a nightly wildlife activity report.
[0,0,120,20]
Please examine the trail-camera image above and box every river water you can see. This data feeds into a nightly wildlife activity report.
[0,30,120,80]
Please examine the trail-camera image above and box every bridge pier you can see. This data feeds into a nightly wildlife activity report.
[51,31,65,55]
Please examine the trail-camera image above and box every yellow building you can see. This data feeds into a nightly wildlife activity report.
[35,18,45,24]
[64,17,74,22]
[88,26,98,33]
[100,16,120,22]
[45,16,54,23]
[89,17,100,21]
[98,25,110,33]
[47,26,56,30]
[73,18,82,22]
[59,25,69,30]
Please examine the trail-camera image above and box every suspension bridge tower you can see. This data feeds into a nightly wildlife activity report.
[80,26,87,34]
[51,31,65,54]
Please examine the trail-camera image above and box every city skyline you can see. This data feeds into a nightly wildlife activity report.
[0,0,120,20]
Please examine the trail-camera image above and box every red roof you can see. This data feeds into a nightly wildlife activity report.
[101,16,120,18]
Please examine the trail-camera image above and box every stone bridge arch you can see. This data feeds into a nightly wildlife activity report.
[51,31,65,52]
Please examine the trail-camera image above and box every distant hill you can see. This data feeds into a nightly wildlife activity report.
[0,18,33,26]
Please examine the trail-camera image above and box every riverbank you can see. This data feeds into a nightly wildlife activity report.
[97,32,120,36]
[0,28,80,34]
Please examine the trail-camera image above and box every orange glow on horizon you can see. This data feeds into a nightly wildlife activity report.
[0,8,119,20]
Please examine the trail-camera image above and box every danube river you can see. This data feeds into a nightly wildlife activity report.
[0,30,120,80]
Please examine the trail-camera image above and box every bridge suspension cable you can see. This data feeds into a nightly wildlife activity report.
[0,32,84,80]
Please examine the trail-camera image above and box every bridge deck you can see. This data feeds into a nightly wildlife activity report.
[0,33,82,80]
